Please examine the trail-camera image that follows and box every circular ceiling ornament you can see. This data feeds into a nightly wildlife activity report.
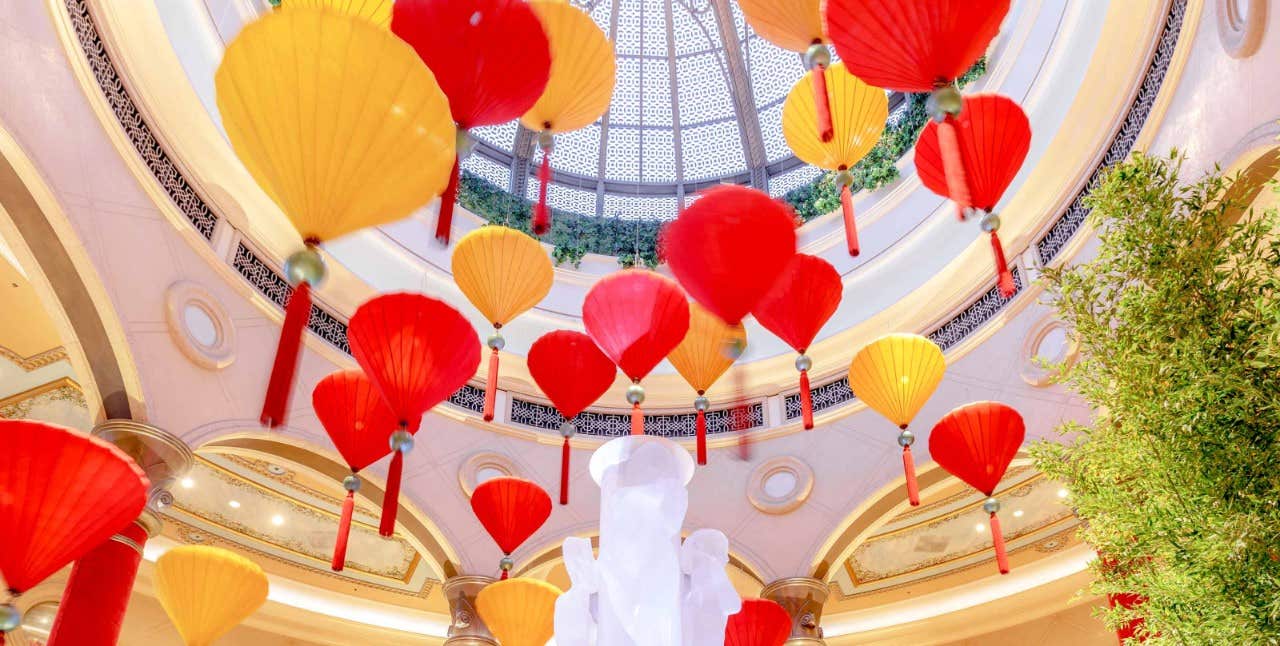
[165,281,236,370]
[458,452,522,497]
[1020,315,1080,387]
[747,456,814,515]
[1217,0,1267,58]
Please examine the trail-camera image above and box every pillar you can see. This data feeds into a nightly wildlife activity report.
[442,576,497,646]
[46,420,193,646]
[761,577,830,645]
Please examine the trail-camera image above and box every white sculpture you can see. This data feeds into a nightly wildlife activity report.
[554,435,741,646]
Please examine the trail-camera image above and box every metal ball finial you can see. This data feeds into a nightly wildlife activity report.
[795,354,813,373]
[487,330,506,351]
[979,212,1002,233]
[926,85,964,121]
[693,396,710,412]
[626,383,646,406]
[983,497,1001,514]
[834,169,854,189]
[389,430,415,455]
[804,43,832,70]
[537,129,555,152]
[897,429,916,447]
[499,556,515,573]
[723,337,747,361]
[343,475,361,493]
[560,421,576,439]
[0,604,20,633]
[456,129,475,161]
[284,245,327,288]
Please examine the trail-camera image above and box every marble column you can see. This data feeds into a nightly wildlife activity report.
[46,420,193,646]
[443,575,497,646]
[761,577,830,645]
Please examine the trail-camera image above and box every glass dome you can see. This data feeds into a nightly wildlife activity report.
[462,0,859,220]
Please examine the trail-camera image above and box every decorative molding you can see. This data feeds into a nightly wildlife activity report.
[0,345,70,371]
[457,452,520,497]
[165,280,236,370]
[1020,315,1080,387]
[1217,0,1268,58]
[748,456,815,515]
[0,377,85,417]
[63,0,1188,435]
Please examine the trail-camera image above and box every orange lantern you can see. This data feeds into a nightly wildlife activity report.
[667,302,747,465]
[452,226,554,421]
[782,62,887,256]
[522,0,616,236]
[738,0,834,142]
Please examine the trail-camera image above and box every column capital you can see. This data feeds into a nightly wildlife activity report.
[92,419,194,515]
[761,577,830,645]
[442,575,497,645]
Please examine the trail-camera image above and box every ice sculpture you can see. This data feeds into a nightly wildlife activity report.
[554,435,741,645]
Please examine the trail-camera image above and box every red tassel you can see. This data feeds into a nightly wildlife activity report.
[500,568,510,581]
[990,512,1011,574]
[532,148,552,235]
[435,156,461,244]
[840,184,860,257]
[631,402,644,436]
[380,450,404,537]
[332,488,355,571]
[903,444,921,506]
[937,118,972,220]
[696,407,707,465]
[799,369,814,430]
[812,65,834,143]
[990,231,1016,298]
[559,437,571,505]
[261,281,311,428]
[483,347,499,422]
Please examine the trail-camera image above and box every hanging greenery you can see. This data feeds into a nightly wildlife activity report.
[455,59,985,266]
[1031,152,1280,643]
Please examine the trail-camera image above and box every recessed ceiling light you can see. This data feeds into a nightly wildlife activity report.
[1013,509,1025,517]
[974,523,985,533]
[1057,488,1070,499]
[180,477,195,489]
[228,500,241,509]
[271,514,285,526]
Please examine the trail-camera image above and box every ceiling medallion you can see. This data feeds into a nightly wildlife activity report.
[1217,0,1268,58]
[164,281,236,370]
[747,456,815,515]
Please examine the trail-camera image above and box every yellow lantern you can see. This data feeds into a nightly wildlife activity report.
[738,0,833,144]
[521,0,617,235]
[475,578,562,646]
[847,333,946,506]
[452,225,554,421]
[667,303,746,466]
[278,0,393,27]
[783,62,887,257]
[216,7,456,429]
[154,546,269,646]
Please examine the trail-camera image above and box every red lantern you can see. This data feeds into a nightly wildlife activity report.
[753,254,843,429]
[929,401,1025,574]
[825,0,1011,222]
[582,270,690,435]
[313,370,398,571]
[470,477,552,579]
[724,599,792,646]
[916,94,1030,298]
[527,330,617,505]
[0,420,149,631]
[348,293,480,537]
[392,0,551,244]
[662,185,798,326]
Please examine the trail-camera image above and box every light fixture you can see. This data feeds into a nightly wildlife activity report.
[974,523,985,533]
[228,500,241,509]
[1013,509,1024,517]
[180,477,195,489]
[271,514,285,526]
[1057,488,1069,499]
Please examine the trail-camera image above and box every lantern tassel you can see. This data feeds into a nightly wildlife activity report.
[500,565,510,581]
[631,402,644,436]
[379,450,405,537]
[812,65,834,143]
[990,231,1016,298]
[332,488,355,571]
[799,368,814,430]
[990,511,1011,574]
[483,347,500,422]
[559,437,571,505]
[435,156,461,245]
[936,118,972,220]
[696,407,707,465]
[840,183,860,257]
[532,148,553,236]
[260,281,311,428]
[903,444,921,506]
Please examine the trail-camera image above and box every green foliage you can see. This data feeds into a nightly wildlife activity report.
[457,59,986,265]
[1031,152,1280,643]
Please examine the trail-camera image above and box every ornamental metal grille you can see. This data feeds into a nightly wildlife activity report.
[510,397,764,438]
